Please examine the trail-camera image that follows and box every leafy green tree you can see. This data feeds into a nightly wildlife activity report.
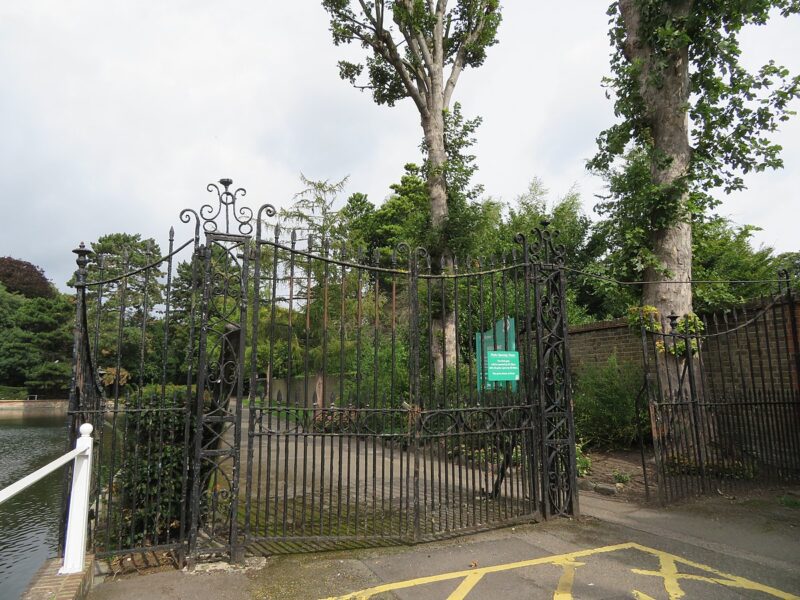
[774,252,800,280]
[281,175,348,240]
[321,4,500,377]
[495,179,595,326]
[584,149,789,317]
[590,1,800,321]
[691,217,777,311]
[341,164,430,258]
[79,233,165,391]
[0,281,72,394]
[321,0,501,235]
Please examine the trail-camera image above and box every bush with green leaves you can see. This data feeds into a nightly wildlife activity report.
[114,386,188,546]
[0,385,27,399]
[575,442,592,477]
[573,355,644,449]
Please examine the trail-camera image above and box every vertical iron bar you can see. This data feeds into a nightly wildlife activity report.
[408,250,421,542]
[244,234,263,543]
[188,244,211,564]
[267,229,280,536]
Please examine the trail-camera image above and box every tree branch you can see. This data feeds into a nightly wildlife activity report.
[444,10,487,107]
[347,0,428,114]
[400,0,436,78]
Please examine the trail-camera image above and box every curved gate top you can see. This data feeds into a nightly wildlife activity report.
[66,178,578,564]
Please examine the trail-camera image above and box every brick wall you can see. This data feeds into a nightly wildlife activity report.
[568,298,800,398]
[568,318,643,373]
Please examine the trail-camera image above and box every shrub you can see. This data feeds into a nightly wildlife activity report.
[612,469,631,484]
[575,441,592,477]
[573,355,644,449]
[0,385,27,399]
[114,388,188,546]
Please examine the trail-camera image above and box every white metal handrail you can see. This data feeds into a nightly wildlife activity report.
[0,423,94,575]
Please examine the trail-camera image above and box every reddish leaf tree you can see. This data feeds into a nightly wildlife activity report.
[0,257,55,299]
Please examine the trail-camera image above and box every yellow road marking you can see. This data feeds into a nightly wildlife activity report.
[552,558,584,600]
[630,542,799,600]
[322,541,800,600]
[321,543,634,600]
[445,572,485,600]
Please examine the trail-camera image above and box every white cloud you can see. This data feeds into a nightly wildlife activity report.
[0,2,797,290]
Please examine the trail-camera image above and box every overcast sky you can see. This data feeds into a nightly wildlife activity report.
[1,2,798,290]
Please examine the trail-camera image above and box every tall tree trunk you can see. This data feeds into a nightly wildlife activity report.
[621,0,705,469]
[621,0,693,327]
[422,102,457,380]
[424,113,448,230]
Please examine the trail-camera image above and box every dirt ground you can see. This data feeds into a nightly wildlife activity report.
[583,448,656,504]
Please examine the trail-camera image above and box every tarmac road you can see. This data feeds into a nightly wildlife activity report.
[87,490,800,600]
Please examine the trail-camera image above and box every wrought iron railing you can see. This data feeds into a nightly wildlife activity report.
[642,277,800,503]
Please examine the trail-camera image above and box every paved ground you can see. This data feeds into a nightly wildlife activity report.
[87,490,800,600]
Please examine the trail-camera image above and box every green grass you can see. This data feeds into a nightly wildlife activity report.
[778,494,800,509]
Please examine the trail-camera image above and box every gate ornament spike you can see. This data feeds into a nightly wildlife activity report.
[178,178,277,239]
[201,178,253,235]
[529,227,566,266]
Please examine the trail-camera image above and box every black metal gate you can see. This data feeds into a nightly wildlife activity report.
[66,179,577,564]
[641,279,800,504]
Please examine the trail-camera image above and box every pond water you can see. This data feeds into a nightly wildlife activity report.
[0,415,67,600]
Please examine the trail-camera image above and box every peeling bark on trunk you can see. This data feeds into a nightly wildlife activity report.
[620,0,694,330]
[423,111,448,231]
[619,0,693,324]
[620,0,704,468]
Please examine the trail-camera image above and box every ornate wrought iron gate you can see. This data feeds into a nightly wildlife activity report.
[66,179,577,564]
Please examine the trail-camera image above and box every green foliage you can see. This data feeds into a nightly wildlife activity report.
[80,233,165,389]
[583,150,787,318]
[778,494,800,509]
[437,104,484,203]
[691,217,778,310]
[774,252,800,275]
[281,174,348,240]
[593,1,800,202]
[575,441,592,477]
[627,305,662,332]
[429,103,489,260]
[573,355,644,449]
[322,1,501,108]
[588,1,799,315]
[0,385,26,399]
[340,164,431,260]
[0,281,72,394]
[115,389,187,545]
[612,469,631,484]
[657,313,704,357]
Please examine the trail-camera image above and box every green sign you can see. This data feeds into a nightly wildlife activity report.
[475,317,517,392]
[487,351,520,381]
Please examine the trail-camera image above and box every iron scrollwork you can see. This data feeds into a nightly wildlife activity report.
[529,225,576,517]
[179,178,277,239]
